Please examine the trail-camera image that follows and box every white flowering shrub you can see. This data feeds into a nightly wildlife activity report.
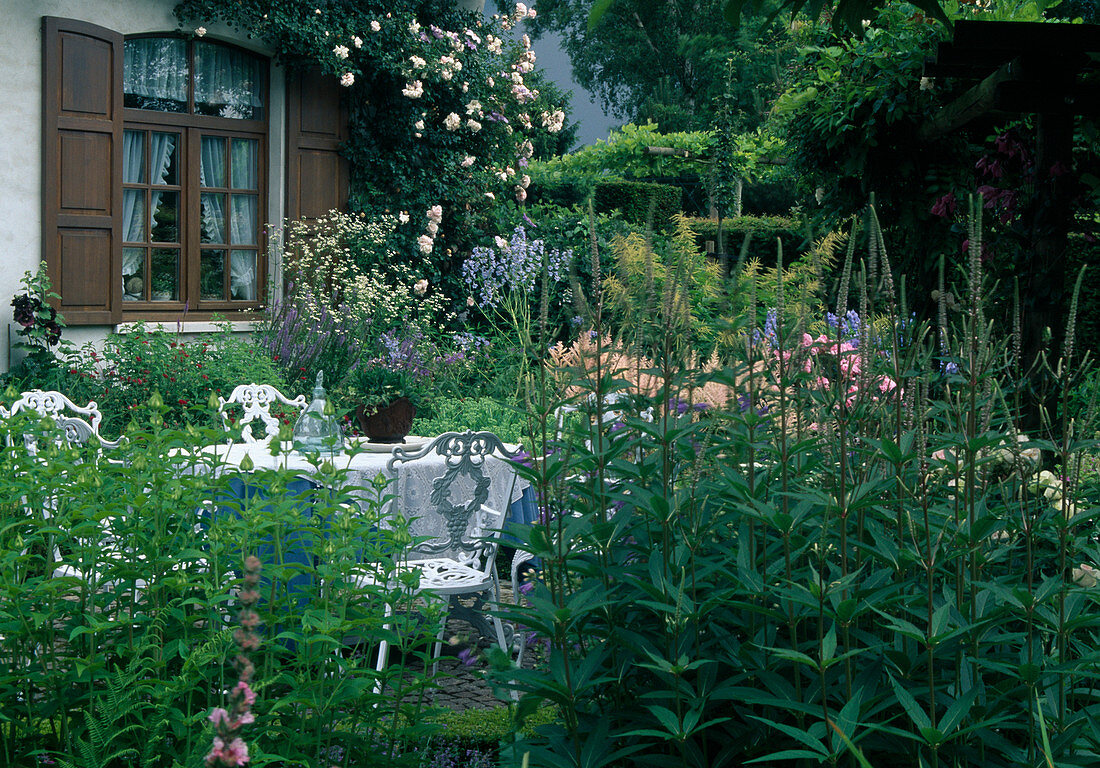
[258,210,450,394]
[175,0,573,302]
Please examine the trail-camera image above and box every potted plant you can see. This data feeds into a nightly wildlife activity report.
[345,328,434,442]
[151,271,176,301]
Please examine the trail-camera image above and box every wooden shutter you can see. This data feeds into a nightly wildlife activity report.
[286,68,349,220]
[42,17,123,325]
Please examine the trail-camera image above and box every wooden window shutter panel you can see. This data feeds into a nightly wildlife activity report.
[286,68,349,220]
[42,16,123,325]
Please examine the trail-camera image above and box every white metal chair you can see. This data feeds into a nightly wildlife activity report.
[354,431,518,684]
[4,389,122,449]
[217,383,306,443]
[0,392,140,600]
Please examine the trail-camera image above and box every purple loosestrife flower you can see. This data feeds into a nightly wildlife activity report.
[457,647,478,667]
[206,556,261,767]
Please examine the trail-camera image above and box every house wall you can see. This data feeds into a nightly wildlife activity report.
[0,1,285,372]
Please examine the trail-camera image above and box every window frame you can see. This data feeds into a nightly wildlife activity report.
[121,33,269,319]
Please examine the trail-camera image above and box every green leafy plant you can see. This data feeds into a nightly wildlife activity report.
[493,200,1100,768]
[0,398,449,766]
[8,263,66,384]
[56,322,284,436]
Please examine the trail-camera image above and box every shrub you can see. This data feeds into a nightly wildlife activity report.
[411,396,527,444]
[593,180,681,229]
[525,168,602,209]
[682,214,803,265]
[46,323,283,437]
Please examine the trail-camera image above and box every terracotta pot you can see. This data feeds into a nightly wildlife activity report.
[355,397,417,443]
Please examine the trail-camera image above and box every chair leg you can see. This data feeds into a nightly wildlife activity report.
[373,602,394,696]
[432,621,445,677]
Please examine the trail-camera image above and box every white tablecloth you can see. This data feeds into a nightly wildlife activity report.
[184,437,528,548]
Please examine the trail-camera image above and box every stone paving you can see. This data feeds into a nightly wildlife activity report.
[393,582,529,712]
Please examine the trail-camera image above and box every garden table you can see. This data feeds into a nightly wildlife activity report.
[185,436,534,543]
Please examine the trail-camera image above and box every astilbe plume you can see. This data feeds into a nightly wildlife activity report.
[547,334,734,410]
[206,555,262,767]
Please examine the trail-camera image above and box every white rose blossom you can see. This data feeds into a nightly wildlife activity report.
[414,278,429,296]
[466,119,482,132]
[340,72,355,87]
[370,20,381,32]
[426,221,439,235]
[402,80,424,98]
[334,44,349,59]
[398,211,410,224]
[417,234,433,254]
[352,35,363,47]
[461,155,476,168]
[195,26,207,37]
[444,112,461,131]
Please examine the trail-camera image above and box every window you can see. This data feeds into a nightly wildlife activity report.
[121,36,266,309]
[43,17,347,326]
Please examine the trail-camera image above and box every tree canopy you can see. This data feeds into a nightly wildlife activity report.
[502,0,792,132]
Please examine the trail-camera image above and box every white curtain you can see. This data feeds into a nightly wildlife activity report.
[230,138,258,190]
[124,38,187,109]
[195,42,263,119]
[148,132,178,241]
[230,251,256,300]
[199,137,226,243]
[122,131,176,291]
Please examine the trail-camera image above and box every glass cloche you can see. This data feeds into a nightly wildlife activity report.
[292,371,343,455]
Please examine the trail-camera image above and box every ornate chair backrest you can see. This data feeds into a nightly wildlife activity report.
[218,384,307,443]
[387,431,517,567]
[7,389,121,449]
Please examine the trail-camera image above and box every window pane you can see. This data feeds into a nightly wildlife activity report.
[122,190,146,242]
[150,249,179,301]
[200,136,226,188]
[230,251,257,301]
[200,193,226,243]
[151,133,179,185]
[194,42,264,120]
[122,130,145,184]
[231,139,258,189]
[230,195,257,245]
[124,38,188,112]
[151,191,179,243]
[123,248,145,301]
[201,250,226,300]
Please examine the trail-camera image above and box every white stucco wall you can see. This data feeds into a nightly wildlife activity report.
[0,1,285,371]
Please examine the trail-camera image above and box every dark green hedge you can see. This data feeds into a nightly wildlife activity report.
[683,215,803,266]
[593,180,681,229]
[527,169,601,209]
